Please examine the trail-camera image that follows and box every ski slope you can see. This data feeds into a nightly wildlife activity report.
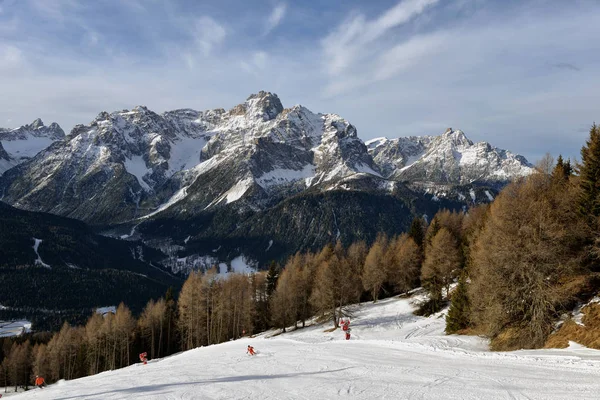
[10,296,600,399]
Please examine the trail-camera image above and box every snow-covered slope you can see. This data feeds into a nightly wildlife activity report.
[11,295,600,399]
[0,119,64,174]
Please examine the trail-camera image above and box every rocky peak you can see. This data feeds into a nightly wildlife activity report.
[440,128,472,147]
[31,118,44,129]
[0,119,65,141]
[244,91,284,121]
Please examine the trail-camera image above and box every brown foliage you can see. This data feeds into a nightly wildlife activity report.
[469,172,589,349]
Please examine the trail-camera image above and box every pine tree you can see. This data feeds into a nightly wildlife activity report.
[552,155,570,184]
[578,123,600,218]
[266,261,280,297]
[408,217,425,249]
[445,272,470,334]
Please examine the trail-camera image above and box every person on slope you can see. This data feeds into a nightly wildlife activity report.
[247,345,256,356]
[35,375,46,389]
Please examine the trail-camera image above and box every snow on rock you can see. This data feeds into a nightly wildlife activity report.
[485,190,495,201]
[32,238,50,269]
[12,295,600,400]
[256,164,315,188]
[224,178,254,204]
[124,155,152,191]
[469,188,476,202]
[572,297,600,326]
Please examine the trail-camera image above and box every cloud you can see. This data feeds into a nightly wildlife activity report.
[28,0,79,22]
[321,0,439,76]
[194,16,227,56]
[374,32,445,81]
[241,51,269,73]
[551,62,581,72]
[265,3,287,35]
[0,44,23,70]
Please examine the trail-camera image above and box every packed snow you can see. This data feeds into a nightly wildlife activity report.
[10,295,600,399]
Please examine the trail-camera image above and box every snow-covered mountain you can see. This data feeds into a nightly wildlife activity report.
[0,92,532,224]
[0,92,386,224]
[367,128,533,186]
[0,92,534,270]
[0,118,65,174]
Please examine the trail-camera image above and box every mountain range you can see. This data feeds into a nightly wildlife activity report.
[0,91,534,273]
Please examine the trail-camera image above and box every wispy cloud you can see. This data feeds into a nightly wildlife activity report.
[0,44,24,71]
[241,51,269,74]
[322,0,439,76]
[194,16,227,56]
[28,0,80,22]
[265,3,287,35]
[551,62,581,72]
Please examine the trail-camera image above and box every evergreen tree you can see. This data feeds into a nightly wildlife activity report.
[552,155,570,184]
[445,272,470,334]
[578,123,600,218]
[408,217,425,249]
[266,261,280,297]
[563,158,572,177]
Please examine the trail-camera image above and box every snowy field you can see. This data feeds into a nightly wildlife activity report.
[0,320,31,338]
[9,296,600,399]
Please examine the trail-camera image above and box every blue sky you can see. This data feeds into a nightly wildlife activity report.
[1,0,599,163]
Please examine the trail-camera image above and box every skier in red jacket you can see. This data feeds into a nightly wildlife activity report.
[247,345,256,356]
[35,375,46,389]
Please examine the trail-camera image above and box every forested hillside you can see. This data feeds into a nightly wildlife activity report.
[0,202,181,330]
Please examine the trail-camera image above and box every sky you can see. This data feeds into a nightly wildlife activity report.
[1,0,599,163]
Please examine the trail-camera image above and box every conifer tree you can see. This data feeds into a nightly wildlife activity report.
[552,155,571,184]
[408,217,425,249]
[578,123,600,218]
[445,272,470,334]
[266,261,280,297]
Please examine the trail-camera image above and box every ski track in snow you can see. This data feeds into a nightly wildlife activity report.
[10,296,600,400]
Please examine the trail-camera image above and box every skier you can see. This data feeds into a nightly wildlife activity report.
[247,345,256,356]
[35,375,46,389]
